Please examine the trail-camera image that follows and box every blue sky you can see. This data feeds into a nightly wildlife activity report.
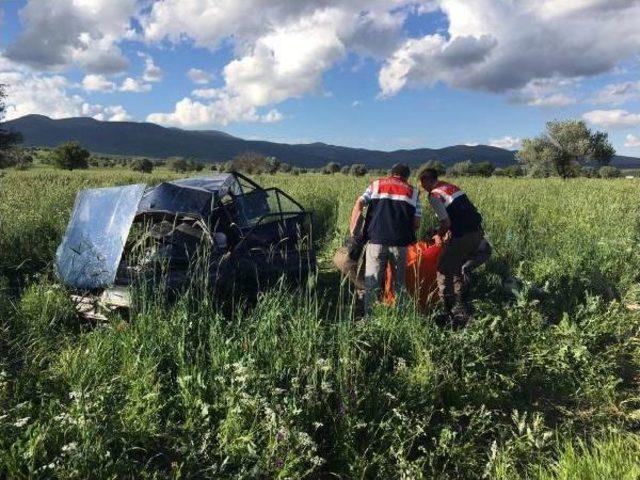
[1,0,640,154]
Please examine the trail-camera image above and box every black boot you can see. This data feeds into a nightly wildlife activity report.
[451,301,471,327]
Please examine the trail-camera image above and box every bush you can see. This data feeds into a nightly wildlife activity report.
[131,158,154,173]
[0,148,32,169]
[493,165,524,178]
[52,141,90,170]
[187,160,204,172]
[340,165,350,175]
[278,162,292,173]
[598,165,621,178]
[446,160,473,177]
[469,161,495,177]
[323,161,341,174]
[167,157,188,173]
[349,163,367,176]
[418,159,446,177]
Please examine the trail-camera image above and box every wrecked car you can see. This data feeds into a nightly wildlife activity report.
[56,172,315,320]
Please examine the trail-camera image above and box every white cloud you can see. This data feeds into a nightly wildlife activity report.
[379,33,497,97]
[490,136,522,150]
[352,100,363,107]
[146,95,254,127]
[147,6,378,127]
[379,0,640,97]
[191,88,219,99]
[146,91,285,128]
[83,103,132,122]
[625,134,640,147]
[119,77,151,93]
[142,2,421,125]
[142,0,410,56]
[187,68,214,84]
[82,74,115,92]
[140,53,163,82]
[6,0,136,73]
[261,109,284,123]
[0,67,130,122]
[508,79,577,107]
[583,109,640,129]
[222,8,348,107]
[592,81,640,105]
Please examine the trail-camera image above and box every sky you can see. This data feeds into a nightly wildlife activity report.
[1,0,640,155]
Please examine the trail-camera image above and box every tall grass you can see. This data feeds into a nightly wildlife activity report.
[1,169,640,478]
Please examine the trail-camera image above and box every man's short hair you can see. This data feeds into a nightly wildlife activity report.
[390,163,410,179]
[419,167,439,182]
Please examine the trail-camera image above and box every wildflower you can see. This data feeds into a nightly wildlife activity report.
[275,458,284,469]
[312,421,323,430]
[311,456,325,467]
[320,380,333,393]
[13,417,30,427]
[61,442,77,453]
[297,432,314,447]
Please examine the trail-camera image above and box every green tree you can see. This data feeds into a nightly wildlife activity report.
[349,163,367,176]
[230,151,275,174]
[418,159,446,176]
[323,161,341,174]
[468,161,495,177]
[187,159,204,172]
[340,165,350,175]
[493,165,524,177]
[598,165,621,178]
[0,84,23,168]
[517,120,615,179]
[446,160,473,177]
[167,157,188,173]
[131,158,154,173]
[52,141,90,170]
[278,162,292,173]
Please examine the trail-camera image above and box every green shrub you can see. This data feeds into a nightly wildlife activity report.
[598,165,620,178]
[52,142,90,170]
[130,158,154,173]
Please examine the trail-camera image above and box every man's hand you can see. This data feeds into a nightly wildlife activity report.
[433,234,444,246]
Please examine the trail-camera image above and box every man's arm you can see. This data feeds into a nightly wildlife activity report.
[428,195,451,245]
[350,184,372,236]
[349,198,365,236]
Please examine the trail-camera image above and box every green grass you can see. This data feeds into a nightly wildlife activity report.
[1,168,640,478]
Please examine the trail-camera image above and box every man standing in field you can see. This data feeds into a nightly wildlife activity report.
[349,163,421,314]
[419,168,483,323]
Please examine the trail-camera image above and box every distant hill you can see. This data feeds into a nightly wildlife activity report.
[3,114,639,169]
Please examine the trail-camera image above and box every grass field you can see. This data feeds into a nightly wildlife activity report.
[1,168,640,478]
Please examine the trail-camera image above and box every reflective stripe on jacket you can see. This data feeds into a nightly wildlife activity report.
[429,181,482,237]
[365,176,419,246]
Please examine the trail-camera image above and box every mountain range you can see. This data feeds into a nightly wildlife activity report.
[3,114,639,169]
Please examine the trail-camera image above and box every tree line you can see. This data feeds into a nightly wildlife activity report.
[0,84,628,178]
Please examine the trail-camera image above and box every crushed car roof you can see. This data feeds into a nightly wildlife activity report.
[137,174,238,217]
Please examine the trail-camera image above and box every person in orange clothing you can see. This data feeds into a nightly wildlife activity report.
[418,168,484,323]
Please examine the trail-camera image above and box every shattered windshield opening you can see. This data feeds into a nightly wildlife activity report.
[56,184,146,289]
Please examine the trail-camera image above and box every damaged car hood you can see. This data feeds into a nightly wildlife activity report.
[56,184,146,289]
